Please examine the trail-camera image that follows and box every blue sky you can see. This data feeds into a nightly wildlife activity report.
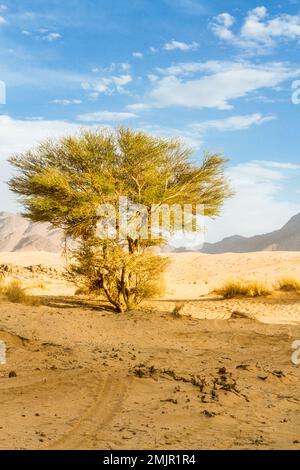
[0,0,300,242]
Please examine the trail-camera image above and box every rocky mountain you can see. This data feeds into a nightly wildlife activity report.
[201,213,300,253]
[0,212,63,252]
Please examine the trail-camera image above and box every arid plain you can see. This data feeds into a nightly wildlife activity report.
[0,251,300,449]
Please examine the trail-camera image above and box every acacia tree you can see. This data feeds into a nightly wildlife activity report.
[8,128,232,312]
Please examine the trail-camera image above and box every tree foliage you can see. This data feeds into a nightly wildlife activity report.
[68,238,168,312]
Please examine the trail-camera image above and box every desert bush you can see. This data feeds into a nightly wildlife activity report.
[5,280,26,303]
[214,280,271,299]
[2,280,40,306]
[277,277,300,293]
[68,240,168,312]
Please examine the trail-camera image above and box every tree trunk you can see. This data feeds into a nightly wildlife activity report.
[102,280,125,313]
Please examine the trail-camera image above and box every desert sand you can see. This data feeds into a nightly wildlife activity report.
[0,251,300,449]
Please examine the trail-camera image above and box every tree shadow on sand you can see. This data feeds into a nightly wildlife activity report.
[39,295,116,312]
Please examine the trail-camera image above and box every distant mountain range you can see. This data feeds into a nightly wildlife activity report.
[201,213,300,253]
[0,212,63,252]
[0,211,300,253]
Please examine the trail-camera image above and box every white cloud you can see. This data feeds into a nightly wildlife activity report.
[88,92,101,100]
[164,39,199,51]
[77,111,138,122]
[51,99,82,105]
[132,52,144,59]
[0,115,88,159]
[205,160,300,242]
[148,74,159,82]
[92,63,131,74]
[21,30,62,42]
[150,61,300,109]
[82,74,132,96]
[113,74,132,89]
[43,32,62,42]
[254,160,300,170]
[211,7,300,52]
[142,113,275,151]
[210,13,235,41]
[120,62,131,71]
[157,60,223,76]
[190,113,276,133]
[0,15,6,24]
[82,78,111,94]
[140,124,203,149]
[126,103,150,112]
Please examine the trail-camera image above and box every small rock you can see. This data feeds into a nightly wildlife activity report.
[272,370,285,378]
[202,410,216,418]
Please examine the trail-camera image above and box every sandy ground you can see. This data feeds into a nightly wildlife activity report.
[0,251,300,449]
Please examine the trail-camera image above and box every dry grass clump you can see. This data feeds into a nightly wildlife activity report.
[214,280,271,299]
[0,280,40,306]
[171,303,185,319]
[277,277,300,293]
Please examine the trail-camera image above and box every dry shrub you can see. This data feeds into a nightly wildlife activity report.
[277,277,300,293]
[4,280,26,303]
[171,303,185,319]
[2,280,40,306]
[69,242,169,312]
[214,280,271,299]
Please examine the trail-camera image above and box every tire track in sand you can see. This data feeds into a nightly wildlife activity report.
[46,372,132,450]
